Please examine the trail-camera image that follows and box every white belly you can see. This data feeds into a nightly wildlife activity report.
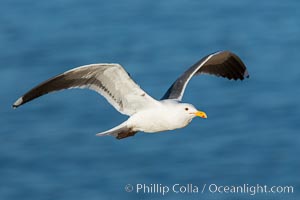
[127,108,192,133]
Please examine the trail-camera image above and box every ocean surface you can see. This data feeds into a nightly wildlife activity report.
[1,0,299,199]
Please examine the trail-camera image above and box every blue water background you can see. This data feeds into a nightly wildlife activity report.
[1,0,299,199]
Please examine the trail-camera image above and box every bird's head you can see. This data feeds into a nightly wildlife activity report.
[179,103,207,119]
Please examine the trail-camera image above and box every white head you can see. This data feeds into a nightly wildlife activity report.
[177,103,207,120]
[166,102,207,129]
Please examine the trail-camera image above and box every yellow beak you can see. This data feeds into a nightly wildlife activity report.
[194,111,207,119]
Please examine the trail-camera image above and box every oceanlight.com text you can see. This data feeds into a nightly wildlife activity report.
[124,183,294,196]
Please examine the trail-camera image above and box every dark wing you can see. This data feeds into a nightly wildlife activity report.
[161,51,249,101]
[13,64,158,116]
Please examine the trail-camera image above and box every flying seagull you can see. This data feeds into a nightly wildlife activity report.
[13,51,249,139]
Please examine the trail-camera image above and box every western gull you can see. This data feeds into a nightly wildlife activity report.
[13,51,249,139]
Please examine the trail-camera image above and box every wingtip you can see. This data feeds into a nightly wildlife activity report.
[12,97,23,109]
[244,69,250,79]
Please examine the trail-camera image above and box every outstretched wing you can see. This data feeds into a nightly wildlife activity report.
[161,51,249,101]
[13,64,158,116]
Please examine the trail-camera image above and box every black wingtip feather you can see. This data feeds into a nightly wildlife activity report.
[199,51,249,81]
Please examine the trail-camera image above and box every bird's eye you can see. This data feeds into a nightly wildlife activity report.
[185,107,189,111]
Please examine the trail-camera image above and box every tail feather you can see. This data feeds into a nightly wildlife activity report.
[96,122,138,139]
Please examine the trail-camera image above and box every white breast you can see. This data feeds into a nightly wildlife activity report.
[127,101,193,133]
